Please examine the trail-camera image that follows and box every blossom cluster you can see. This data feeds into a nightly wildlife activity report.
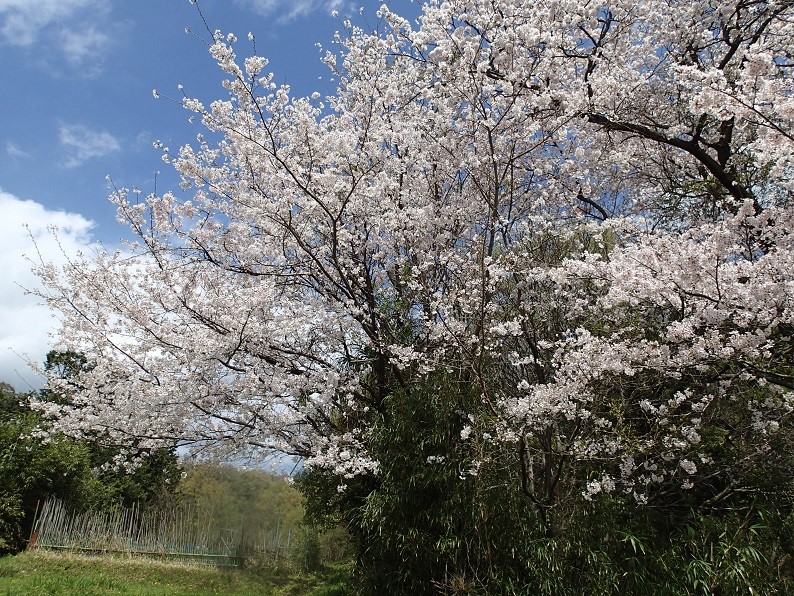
[31,0,794,505]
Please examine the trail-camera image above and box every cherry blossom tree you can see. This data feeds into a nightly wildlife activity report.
[32,0,794,590]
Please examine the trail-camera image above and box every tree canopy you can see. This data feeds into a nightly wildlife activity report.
[31,0,794,591]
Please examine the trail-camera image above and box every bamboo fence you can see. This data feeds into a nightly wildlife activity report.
[29,499,293,567]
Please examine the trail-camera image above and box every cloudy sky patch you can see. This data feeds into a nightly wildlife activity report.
[59,124,121,168]
[0,0,115,74]
[5,141,30,159]
[59,24,113,71]
[0,0,106,45]
[0,189,95,389]
[234,0,348,22]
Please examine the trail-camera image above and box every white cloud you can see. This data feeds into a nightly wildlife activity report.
[0,0,115,73]
[0,189,95,390]
[134,130,153,151]
[0,0,103,46]
[59,123,120,168]
[5,140,30,159]
[234,0,347,22]
[59,24,111,69]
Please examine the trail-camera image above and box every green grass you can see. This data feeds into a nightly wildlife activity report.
[0,550,350,595]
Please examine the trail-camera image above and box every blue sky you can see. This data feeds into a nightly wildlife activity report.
[0,0,417,388]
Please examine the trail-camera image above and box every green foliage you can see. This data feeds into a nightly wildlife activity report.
[293,526,323,573]
[39,350,91,406]
[300,371,543,594]
[0,359,181,554]
[0,382,93,553]
[176,463,308,566]
[495,501,790,595]
[298,366,794,594]
[177,463,304,537]
[79,447,182,511]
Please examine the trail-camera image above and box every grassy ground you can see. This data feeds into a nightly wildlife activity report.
[0,550,349,595]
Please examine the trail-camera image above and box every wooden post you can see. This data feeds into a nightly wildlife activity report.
[27,500,41,549]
